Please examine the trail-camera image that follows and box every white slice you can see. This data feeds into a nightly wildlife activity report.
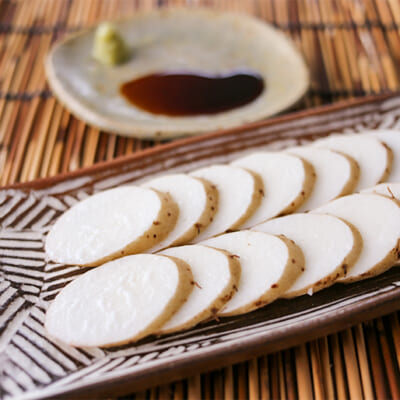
[287,146,359,211]
[159,245,241,333]
[362,182,400,200]
[190,165,263,241]
[313,134,392,190]
[201,230,304,315]
[45,254,194,347]
[362,183,400,266]
[231,152,315,227]
[45,186,178,266]
[142,174,217,251]
[313,193,400,282]
[366,129,400,182]
[253,213,362,297]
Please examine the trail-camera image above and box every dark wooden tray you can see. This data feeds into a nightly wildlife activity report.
[2,93,400,400]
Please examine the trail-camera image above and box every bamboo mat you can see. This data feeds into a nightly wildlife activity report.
[1,0,400,398]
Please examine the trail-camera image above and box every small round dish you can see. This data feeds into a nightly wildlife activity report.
[45,8,309,139]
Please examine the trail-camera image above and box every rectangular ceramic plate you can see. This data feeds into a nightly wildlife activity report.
[2,94,400,400]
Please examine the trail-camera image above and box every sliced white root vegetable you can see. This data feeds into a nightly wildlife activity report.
[190,165,264,241]
[313,193,400,282]
[45,186,179,266]
[45,254,194,347]
[361,182,400,200]
[231,152,316,227]
[142,174,218,251]
[312,134,392,191]
[366,129,400,182]
[361,183,400,266]
[253,213,362,297]
[286,146,360,211]
[201,230,304,316]
[159,245,241,333]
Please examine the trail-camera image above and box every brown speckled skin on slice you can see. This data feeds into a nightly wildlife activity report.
[281,219,363,296]
[157,247,241,334]
[276,157,316,215]
[230,169,265,230]
[167,178,219,247]
[217,234,305,317]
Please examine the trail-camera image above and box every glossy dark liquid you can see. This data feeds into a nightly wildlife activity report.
[120,71,265,116]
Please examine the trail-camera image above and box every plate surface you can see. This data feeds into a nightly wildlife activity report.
[45,8,309,139]
[2,94,400,400]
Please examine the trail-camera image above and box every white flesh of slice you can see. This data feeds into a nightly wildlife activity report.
[362,182,400,200]
[190,165,263,241]
[361,183,400,265]
[159,245,241,333]
[201,230,304,316]
[142,174,217,251]
[366,129,400,182]
[45,254,194,347]
[253,213,362,297]
[286,146,359,211]
[312,134,392,190]
[45,186,178,266]
[231,152,315,227]
[313,193,400,282]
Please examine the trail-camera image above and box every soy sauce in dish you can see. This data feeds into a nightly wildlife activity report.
[120,71,265,116]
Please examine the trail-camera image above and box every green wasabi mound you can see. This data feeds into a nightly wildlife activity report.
[92,22,129,66]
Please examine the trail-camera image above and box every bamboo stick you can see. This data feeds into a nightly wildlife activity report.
[68,120,86,172]
[270,353,280,399]
[388,0,400,25]
[95,132,109,163]
[7,98,40,184]
[295,344,313,399]
[223,366,234,400]
[40,103,65,177]
[173,381,184,400]
[390,313,400,369]
[259,356,270,400]
[237,362,248,399]
[318,337,335,400]
[187,374,201,400]
[149,386,158,400]
[20,97,54,182]
[283,350,296,400]
[341,329,364,400]
[158,383,173,400]
[82,127,100,168]
[310,340,326,400]
[330,333,348,399]
[106,135,118,160]
[212,370,223,400]
[248,357,259,400]
[201,372,212,400]
[354,324,375,400]
[376,318,400,399]
[48,107,70,176]
[277,352,286,399]
[364,320,390,399]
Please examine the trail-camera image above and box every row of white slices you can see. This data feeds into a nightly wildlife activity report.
[45,130,400,348]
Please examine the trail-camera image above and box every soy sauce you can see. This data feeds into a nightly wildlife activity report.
[120,71,265,116]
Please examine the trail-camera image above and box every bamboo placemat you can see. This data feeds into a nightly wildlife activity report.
[1,0,400,398]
